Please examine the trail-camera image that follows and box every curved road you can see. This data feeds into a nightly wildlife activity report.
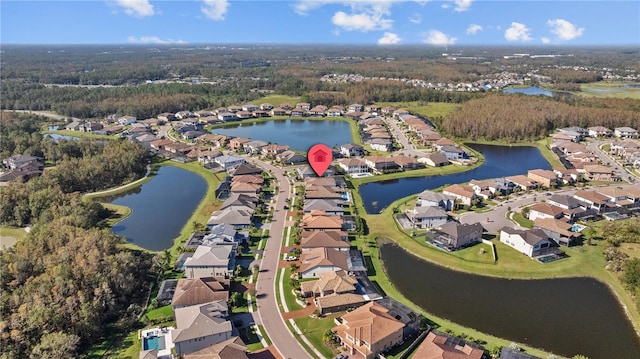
[249,158,310,359]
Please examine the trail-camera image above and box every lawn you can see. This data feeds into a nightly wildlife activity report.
[0,226,29,248]
[511,212,533,228]
[294,314,341,359]
[578,82,640,100]
[144,305,174,321]
[254,94,302,106]
[282,267,304,312]
[449,243,496,264]
[240,325,265,352]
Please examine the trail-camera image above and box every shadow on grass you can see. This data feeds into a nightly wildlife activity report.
[364,255,377,276]
[371,280,387,297]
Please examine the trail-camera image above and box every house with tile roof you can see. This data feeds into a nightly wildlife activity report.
[332,301,406,359]
[172,302,233,356]
[301,211,344,231]
[411,331,484,359]
[299,247,350,278]
[171,277,230,309]
[303,198,344,215]
[533,218,580,246]
[528,169,559,188]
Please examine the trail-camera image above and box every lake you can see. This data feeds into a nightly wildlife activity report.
[108,166,207,251]
[380,242,640,358]
[503,86,553,96]
[359,144,551,213]
[211,119,353,152]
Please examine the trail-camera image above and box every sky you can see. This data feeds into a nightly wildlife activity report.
[1,0,639,46]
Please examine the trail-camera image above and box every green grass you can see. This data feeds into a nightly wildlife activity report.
[375,101,461,119]
[511,212,534,228]
[285,320,322,359]
[144,305,174,321]
[0,227,28,241]
[258,324,272,345]
[282,268,304,312]
[449,243,496,264]
[293,315,340,359]
[578,82,640,99]
[44,129,118,140]
[253,94,303,106]
[100,203,132,227]
[241,325,265,352]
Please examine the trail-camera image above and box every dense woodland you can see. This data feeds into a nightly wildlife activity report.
[438,94,640,141]
[0,113,153,357]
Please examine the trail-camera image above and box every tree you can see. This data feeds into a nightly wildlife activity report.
[229,292,242,309]
[322,329,335,344]
[30,332,80,359]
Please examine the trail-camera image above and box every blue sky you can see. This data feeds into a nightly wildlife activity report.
[2,1,639,45]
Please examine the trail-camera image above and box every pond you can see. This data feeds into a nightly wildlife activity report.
[380,242,640,358]
[107,166,207,251]
[359,144,551,213]
[502,86,553,96]
[211,119,354,152]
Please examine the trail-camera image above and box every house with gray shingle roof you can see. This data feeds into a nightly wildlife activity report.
[172,302,233,356]
[183,245,236,279]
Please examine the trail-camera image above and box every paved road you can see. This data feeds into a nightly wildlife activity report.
[249,158,310,359]
[381,116,426,158]
[458,193,539,233]
[586,139,638,182]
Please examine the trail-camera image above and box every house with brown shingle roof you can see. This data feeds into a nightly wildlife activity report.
[528,169,559,188]
[301,230,350,251]
[182,336,249,359]
[411,331,484,359]
[506,175,538,191]
[528,203,566,222]
[332,301,406,359]
[426,222,484,250]
[390,154,423,170]
[301,211,344,231]
[300,270,358,298]
[442,184,477,207]
[171,277,230,309]
[573,190,613,212]
[533,217,580,246]
[228,137,251,150]
[583,164,616,181]
[305,185,344,200]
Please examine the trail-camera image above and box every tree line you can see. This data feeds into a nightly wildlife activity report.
[438,93,640,141]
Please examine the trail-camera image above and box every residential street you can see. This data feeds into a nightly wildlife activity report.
[586,139,638,182]
[248,158,311,359]
[381,116,426,158]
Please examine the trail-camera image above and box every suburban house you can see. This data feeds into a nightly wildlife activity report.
[2,154,41,170]
[296,164,336,178]
[243,140,269,155]
[340,143,365,157]
[499,227,558,258]
[172,302,233,356]
[299,247,350,278]
[418,152,450,167]
[276,150,306,165]
[301,211,344,231]
[390,154,423,170]
[364,156,399,173]
[500,347,541,359]
[587,126,613,137]
[214,155,246,170]
[183,245,236,279]
[300,270,361,301]
[438,145,468,160]
[227,163,262,176]
[338,158,370,175]
[528,169,559,188]
[416,190,456,211]
[207,208,253,230]
[573,190,613,213]
[305,185,344,200]
[332,301,406,359]
[303,199,344,215]
[411,331,484,359]
[583,164,616,181]
[171,277,230,309]
[596,186,640,208]
[469,179,497,199]
[270,108,287,116]
[407,206,449,229]
[528,203,566,222]
[118,115,137,125]
[180,336,248,359]
[228,137,251,150]
[367,138,393,152]
[533,218,580,246]
[505,175,538,191]
[301,230,350,251]
[426,222,484,251]
[614,127,638,138]
[442,184,477,207]
[261,144,289,157]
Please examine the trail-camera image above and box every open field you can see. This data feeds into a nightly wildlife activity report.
[579,82,640,99]
[254,94,303,106]
[375,101,461,119]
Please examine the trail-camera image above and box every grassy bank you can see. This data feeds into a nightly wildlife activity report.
[348,178,640,356]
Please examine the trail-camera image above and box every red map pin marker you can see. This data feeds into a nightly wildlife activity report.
[307,144,332,176]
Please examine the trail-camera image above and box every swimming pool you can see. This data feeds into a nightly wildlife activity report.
[571,224,586,232]
[143,335,166,351]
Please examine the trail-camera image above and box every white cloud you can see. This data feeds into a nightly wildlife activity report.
[453,0,473,12]
[547,18,584,41]
[201,0,230,21]
[466,24,482,35]
[378,32,401,44]
[409,13,422,24]
[332,10,393,31]
[541,37,551,44]
[423,30,457,46]
[114,0,154,17]
[504,22,532,42]
[441,3,450,9]
[127,36,187,44]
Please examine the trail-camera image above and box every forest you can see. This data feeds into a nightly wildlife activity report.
[0,113,154,357]
[438,94,640,141]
